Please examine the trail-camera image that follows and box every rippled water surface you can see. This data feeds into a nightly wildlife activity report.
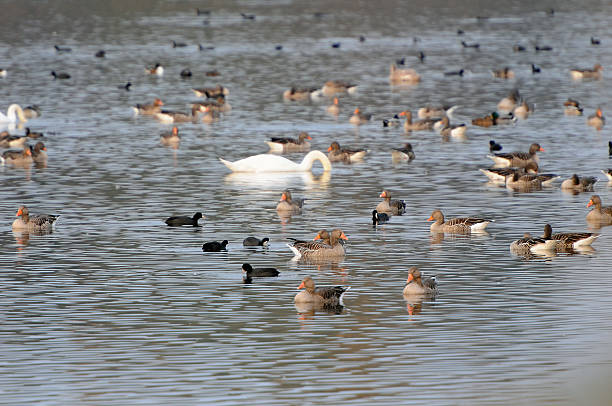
[2,1,612,404]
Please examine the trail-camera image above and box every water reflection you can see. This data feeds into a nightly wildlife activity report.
[294,302,345,320]
[224,171,331,189]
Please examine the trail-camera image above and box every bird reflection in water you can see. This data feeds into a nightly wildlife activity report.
[295,302,345,321]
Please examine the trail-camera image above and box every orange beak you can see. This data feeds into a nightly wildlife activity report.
[43,147,47,151]
[539,147,545,152]
[298,281,305,289]
[354,108,359,114]
[16,208,22,216]
[427,216,434,221]
[313,233,321,241]
[26,149,31,156]
[407,274,414,283]
[587,200,594,208]
[280,193,287,201]
[379,191,386,198]
[327,145,333,152]
[339,232,348,240]
[597,109,603,118]
[172,127,178,135]
[399,111,406,117]
[333,98,338,105]
[306,135,312,140]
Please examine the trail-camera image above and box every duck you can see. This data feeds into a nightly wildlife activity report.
[587,108,605,130]
[492,67,515,79]
[160,126,180,148]
[12,206,59,232]
[321,80,357,96]
[95,50,106,58]
[382,114,401,127]
[570,64,603,80]
[180,68,192,78]
[510,231,558,254]
[472,112,498,127]
[276,190,305,212]
[391,143,415,161]
[505,172,543,191]
[243,237,270,247]
[133,98,164,115]
[427,209,490,234]
[326,97,340,115]
[0,104,28,123]
[192,85,229,98]
[601,169,612,181]
[535,45,553,52]
[389,63,421,83]
[266,131,311,153]
[327,141,368,163]
[372,210,390,225]
[543,224,598,251]
[586,195,612,224]
[154,105,203,124]
[561,174,597,192]
[172,40,187,48]
[564,98,583,116]
[242,263,279,278]
[487,143,543,168]
[288,229,348,260]
[497,89,521,112]
[283,86,319,101]
[461,40,480,49]
[145,63,164,76]
[193,96,232,113]
[489,140,502,152]
[399,110,436,131]
[494,112,517,125]
[51,71,71,79]
[513,100,532,119]
[220,150,332,173]
[118,82,131,91]
[403,267,437,296]
[591,37,601,45]
[377,190,406,216]
[438,116,467,138]
[164,212,203,227]
[23,105,41,119]
[294,276,350,305]
[349,108,372,125]
[479,166,530,184]
[54,45,72,53]
[444,69,464,76]
[1,146,32,166]
[202,240,229,252]
[513,44,526,52]
[31,141,47,163]
[206,70,221,77]
[417,105,459,119]
[531,63,541,74]
[0,134,27,149]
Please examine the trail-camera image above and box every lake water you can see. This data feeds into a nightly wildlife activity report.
[1,0,612,404]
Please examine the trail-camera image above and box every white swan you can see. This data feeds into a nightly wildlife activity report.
[219,150,332,173]
[0,104,28,123]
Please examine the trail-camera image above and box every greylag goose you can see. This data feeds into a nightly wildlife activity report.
[192,85,229,98]
[510,231,557,254]
[427,209,490,233]
[202,240,228,252]
[243,237,270,247]
[31,141,47,163]
[389,63,421,83]
[561,174,597,192]
[321,80,357,96]
[497,89,521,112]
[403,267,438,296]
[283,86,319,101]
[417,105,458,119]
[164,212,203,227]
[349,108,372,125]
[399,110,437,131]
[587,108,605,130]
[376,190,406,216]
[505,172,543,191]
[513,100,532,119]
[1,146,32,166]
[25,128,44,138]
[192,96,231,113]
[12,206,59,232]
[242,263,279,278]
[327,141,367,163]
[487,143,543,168]
[570,64,603,80]
[438,116,467,138]
[586,195,612,224]
[133,98,164,115]
[276,190,304,212]
[0,134,27,149]
[326,97,340,115]
[294,276,350,305]
[266,132,312,153]
[543,224,598,251]
[391,143,415,161]
[287,229,348,260]
[155,105,203,124]
[160,126,180,147]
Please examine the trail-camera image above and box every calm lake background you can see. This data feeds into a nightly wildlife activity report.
[1,0,612,404]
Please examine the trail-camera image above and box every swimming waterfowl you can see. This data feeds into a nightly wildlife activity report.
[294,276,350,305]
[570,64,603,80]
[193,96,231,114]
[417,105,459,119]
[427,209,490,234]
[403,267,437,296]
[95,50,106,58]
[0,104,27,123]
[391,143,415,161]
[220,150,332,173]
[494,112,517,125]
[349,108,372,125]
[242,263,278,278]
[266,132,311,153]
[382,114,401,127]
[1,146,32,166]
[205,70,221,77]
[288,229,348,260]
[327,141,368,163]
[202,240,229,252]
[399,110,436,131]
[444,69,464,77]
[531,64,541,73]
[155,105,203,124]
[543,224,598,251]
[160,126,180,148]
[145,63,164,76]
[243,237,270,247]
[497,89,521,112]
[372,210,390,225]
[12,206,59,232]
[438,116,467,138]
[564,98,583,116]
[321,80,357,96]
[283,86,319,101]
[133,98,164,115]
[586,195,612,224]
[535,45,553,52]
[505,172,543,191]
[31,141,47,163]
[118,82,131,91]
[587,108,605,130]
[23,105,41,119]
[489,140,502,152]
[326,97,340,115]
[480,166,529,184]
[487,143,543,168]
[241,13,255,20]
[513,44,526,52]
[54,45,72,53]
[377,190,406,216]
[591,37,601,45]
[276,190,305,212]
[192,85,229,98]
[0,134,27,149]
[492,67,515,79]
[199,106,221,123]
[165,212,203,227]
[510,231,557,254]
[180,69,192,78]
[472,112,497,127]
[389,63,421,83]
[461,40,479,49]
[51,71,70,79]
[601,169,612,181]
[561,174,597,192]
[172,40,187,48]
[513,100,532,119]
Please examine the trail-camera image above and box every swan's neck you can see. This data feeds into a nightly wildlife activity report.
[8,104,26,122]
[299,151,332,171]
